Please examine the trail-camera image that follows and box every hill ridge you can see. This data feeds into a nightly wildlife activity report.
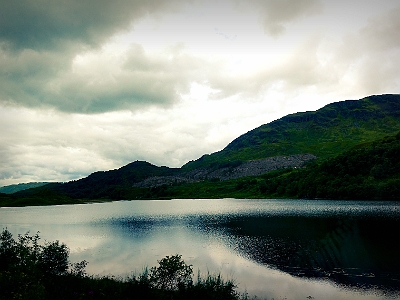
[183,94,400,170]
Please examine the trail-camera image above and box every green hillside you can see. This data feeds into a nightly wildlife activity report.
[4,94,400,206]
[257,131,400,200]
[183,94,400,170]
[125,131,400,200]
[7,131,400,205]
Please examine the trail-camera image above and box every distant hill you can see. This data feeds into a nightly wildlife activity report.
[182,94,400,170]
[37,161,180,199]
[0,182,51,194]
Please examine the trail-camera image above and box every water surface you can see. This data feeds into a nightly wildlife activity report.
[1,199,399,299]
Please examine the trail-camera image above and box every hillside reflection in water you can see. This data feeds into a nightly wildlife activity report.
[1,199,399,299]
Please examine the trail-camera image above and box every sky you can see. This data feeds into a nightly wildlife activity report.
[1,0,400,187]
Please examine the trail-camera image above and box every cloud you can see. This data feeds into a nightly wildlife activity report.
[359,6,400,51]
[332,5,400,95]
[0,42,209,113]
[0,47,72,108]
[0,107,116,184]
[0,0,324,114]
[235,0,323,36]
[336,5,400,60]
[0,0,208,113]
[0,0,185,51]
[205,34,332,99]
[207,2,400,100]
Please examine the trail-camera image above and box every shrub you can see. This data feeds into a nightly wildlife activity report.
[0,229,72,276]
[39,240,69,275]
[149,254,193,290]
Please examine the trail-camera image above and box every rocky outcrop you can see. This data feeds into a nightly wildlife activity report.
[133,154,316,188]
[219,153,316,180]
[132,176,196,188]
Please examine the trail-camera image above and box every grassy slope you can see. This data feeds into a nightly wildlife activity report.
[182,94,400,170]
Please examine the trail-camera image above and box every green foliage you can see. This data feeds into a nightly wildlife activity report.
[0,230,42,273]
[0,230,73,276]
[0,229,245,299]
[39,240,69,275]
[192,272,238,300]
[0,229,74,299]
[257,132,400,199]
[149,254,193,291]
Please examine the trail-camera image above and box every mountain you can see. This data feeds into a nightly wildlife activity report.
[0,182,51,194]
[182,94,400,170]
[18,154,316,201]
[9,94,400,204]
[125,130,400,200]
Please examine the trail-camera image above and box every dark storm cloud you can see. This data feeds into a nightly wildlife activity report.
[0,0,184,51]
[0,48,69,108]
[0,0,397,115]
[0,0,325,114]
[0,0,217,114]
[0,43,205,113]
[0,0,192,113]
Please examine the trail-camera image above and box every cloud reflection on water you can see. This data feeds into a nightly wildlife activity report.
[1,199,399,299]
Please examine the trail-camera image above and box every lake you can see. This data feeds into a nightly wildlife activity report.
[1,199,399,299]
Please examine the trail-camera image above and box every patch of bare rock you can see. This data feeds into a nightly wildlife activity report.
[133,154,316,188]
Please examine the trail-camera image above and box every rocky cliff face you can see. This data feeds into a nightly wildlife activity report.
[133,154,316,188]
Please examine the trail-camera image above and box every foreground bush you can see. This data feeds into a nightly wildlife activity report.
[0,229,245,300]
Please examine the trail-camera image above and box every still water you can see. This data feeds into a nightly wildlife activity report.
[1,199,399,299]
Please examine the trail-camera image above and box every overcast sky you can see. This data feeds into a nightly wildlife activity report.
[1,0,400,187]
